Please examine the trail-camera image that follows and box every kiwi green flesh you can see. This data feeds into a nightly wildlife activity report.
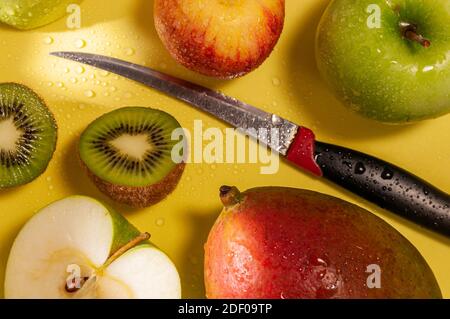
[79,107,184,188]
[0,83,57,188]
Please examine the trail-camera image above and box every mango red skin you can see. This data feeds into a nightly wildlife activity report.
[154,0,285,78]
[204,187,442,299]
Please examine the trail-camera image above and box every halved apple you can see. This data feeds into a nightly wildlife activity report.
[4,196,181,299]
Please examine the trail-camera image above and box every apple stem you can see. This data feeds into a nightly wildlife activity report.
[400,22,431,48]
[102,232,151,269]
[220,186,242,208]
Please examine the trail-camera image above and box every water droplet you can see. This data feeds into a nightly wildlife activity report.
[311,257,328,267]
[271,114,282,125]
[74,39,86,49]
[43,36,54,45]
[99,70,109,77]
[64,67,70,74]
[355,162,366,175]
[155,218,165,227]
[5,8,16,16]
[272,77,281,86]
[381,168,394,180]
[342,161,352,169]
[78,104,86,110]
[47,81,54,87]
[125,48,135,56]
[56,82,64,88]
[316,274,340,298]
[110,86,117,92]
[70,77,78,84]
[84,90,95,98]
[46,176,52,182]
[76,66,85,74]
[422,65,434,73]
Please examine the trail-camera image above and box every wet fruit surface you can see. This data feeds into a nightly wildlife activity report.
[205,187,442,298]
[154,0,285,78]
[316,0,450,123]
[0,0,83,30]
[79,107,186,208]
[0,83,57,188]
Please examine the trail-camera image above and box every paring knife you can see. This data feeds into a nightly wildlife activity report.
[51,52,450,237]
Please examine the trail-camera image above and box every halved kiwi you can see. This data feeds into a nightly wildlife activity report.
[0,83,57,188]
[79,107,186,208]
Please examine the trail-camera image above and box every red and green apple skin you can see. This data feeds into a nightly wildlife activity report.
[154,0,285,78]
[316,0,450,123]
[204,187,442,299]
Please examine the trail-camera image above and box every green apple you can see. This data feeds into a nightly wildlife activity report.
[4,196,181,299]
[316,0,450,123]
[0,0,82,30]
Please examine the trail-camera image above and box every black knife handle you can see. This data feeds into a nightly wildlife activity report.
[314,141,450,236]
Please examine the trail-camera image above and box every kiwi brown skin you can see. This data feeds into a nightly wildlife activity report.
[82,159,185,208]
[0,83,57,188]
[77,106,187,208]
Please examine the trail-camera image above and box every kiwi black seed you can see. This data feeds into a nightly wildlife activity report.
[0,83,57,188]
[79,107,186,208]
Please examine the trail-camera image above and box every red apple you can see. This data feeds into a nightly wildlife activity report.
[154,0,285,78]
[204,186,442,299]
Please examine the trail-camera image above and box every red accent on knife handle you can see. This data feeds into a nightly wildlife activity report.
[286,127,323,177]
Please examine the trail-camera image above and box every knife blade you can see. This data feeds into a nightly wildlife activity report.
[50,51,450,236]
[50,52,298,155]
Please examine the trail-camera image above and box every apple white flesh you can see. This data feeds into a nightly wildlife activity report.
[4,196,181,299]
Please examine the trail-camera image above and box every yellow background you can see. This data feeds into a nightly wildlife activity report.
[0,0,449,298]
